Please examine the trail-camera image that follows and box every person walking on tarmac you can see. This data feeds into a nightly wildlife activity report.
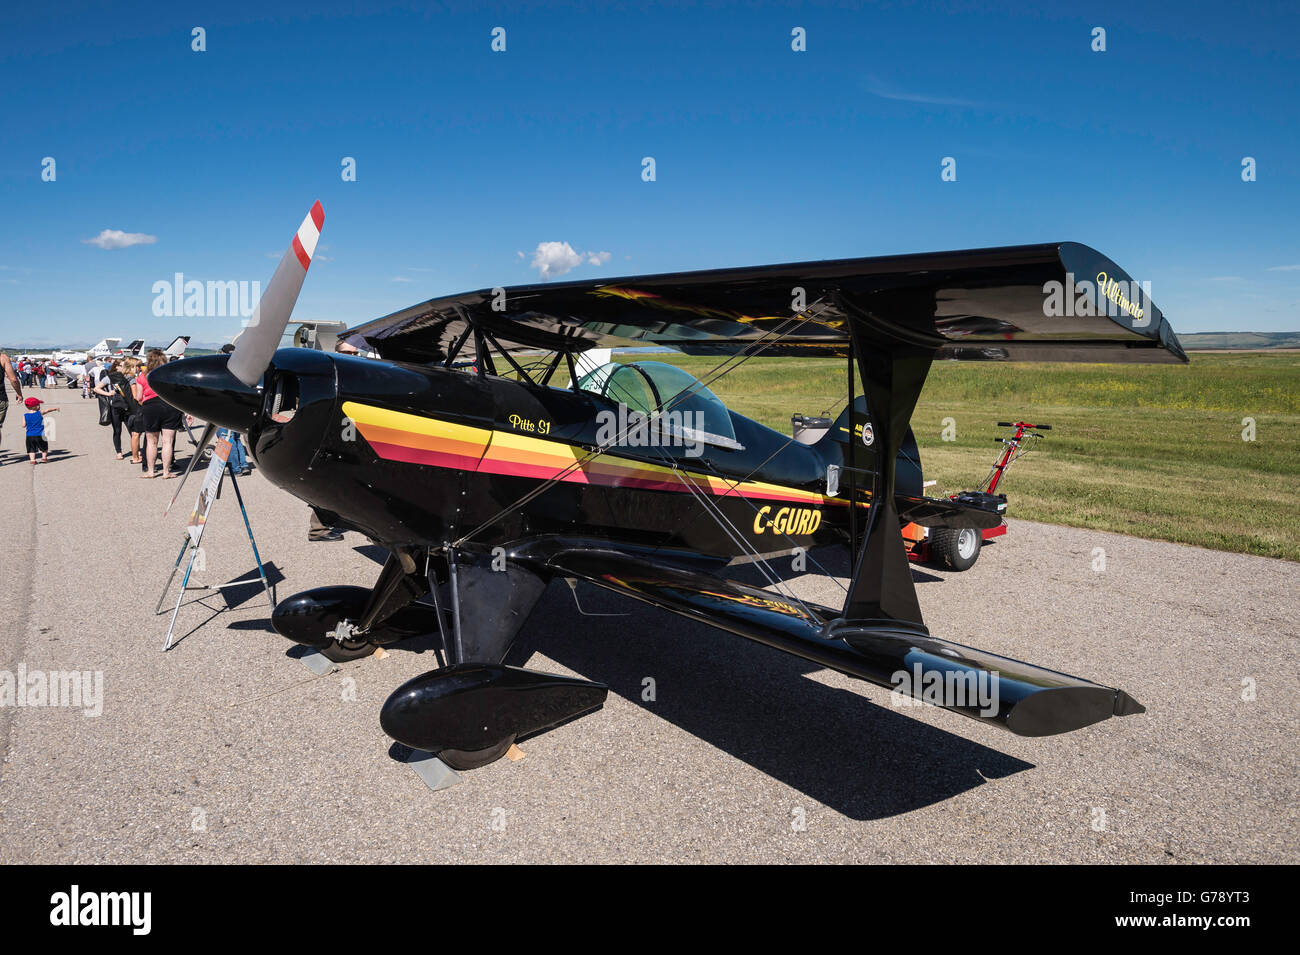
[92,359,138,460]
[23,397,59,464]
[0,351,24,455]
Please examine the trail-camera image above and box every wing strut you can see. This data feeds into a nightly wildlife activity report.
[839,294,947,630]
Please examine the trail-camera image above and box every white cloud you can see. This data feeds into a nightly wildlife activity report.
[531,241,584,279]
[1266,264,1300,271]
[82,229,157,250]
[529,241,613,279]
[863,75,1002,109]
[391,275,413,283]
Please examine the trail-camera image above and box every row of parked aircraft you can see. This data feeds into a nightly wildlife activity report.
[13,336,191,386]
[49,335,191,364]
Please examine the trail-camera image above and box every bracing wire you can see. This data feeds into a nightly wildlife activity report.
[450,304,833,549]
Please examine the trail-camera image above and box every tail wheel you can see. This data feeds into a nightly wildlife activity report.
[930,527,980,571]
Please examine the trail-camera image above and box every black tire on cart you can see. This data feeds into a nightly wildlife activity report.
[930,527,981,571]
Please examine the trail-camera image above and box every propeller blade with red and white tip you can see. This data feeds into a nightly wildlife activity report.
[227,201,325,387]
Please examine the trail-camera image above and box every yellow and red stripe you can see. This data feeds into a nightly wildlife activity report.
[342,401,830,506]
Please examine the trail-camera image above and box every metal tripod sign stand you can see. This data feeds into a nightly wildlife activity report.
[156,435,274,650]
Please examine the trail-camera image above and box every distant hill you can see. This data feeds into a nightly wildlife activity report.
[1180,331,1300,350]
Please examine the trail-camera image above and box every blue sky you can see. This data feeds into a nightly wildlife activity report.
[1,0,1297,346]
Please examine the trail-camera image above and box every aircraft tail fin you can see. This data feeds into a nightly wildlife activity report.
[818,397,924,500]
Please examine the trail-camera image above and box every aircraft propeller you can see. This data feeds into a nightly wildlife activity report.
[152,200,324,513]
[227,201,324,386]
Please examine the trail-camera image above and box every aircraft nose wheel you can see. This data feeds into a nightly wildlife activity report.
[930,526,981,571]
[438,737,516,771]
[272,585,442,662]
[318,621,379,662]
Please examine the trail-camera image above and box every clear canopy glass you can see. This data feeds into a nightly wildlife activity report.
[577,360,741,449]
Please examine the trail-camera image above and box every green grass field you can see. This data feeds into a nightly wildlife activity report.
[586,352,1300,562]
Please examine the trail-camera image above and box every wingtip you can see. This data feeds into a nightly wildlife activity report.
[1113,689,1146,717]
[310,200,324,229]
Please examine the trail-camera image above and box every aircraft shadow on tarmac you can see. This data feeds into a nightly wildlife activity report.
[330,538,1029,817]
[503,578,1032,821]
[345,539,1024,817]
[353,543,389,565]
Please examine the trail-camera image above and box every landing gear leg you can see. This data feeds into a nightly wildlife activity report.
[427,544,536,771]
[272,547,438,661]
[382,546,607,772]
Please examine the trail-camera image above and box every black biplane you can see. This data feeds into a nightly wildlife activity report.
[151,202,1186,773]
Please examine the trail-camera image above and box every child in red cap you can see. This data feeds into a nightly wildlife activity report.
[23,397,59,464]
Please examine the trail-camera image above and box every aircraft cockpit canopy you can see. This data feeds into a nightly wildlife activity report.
[576,360,743,451]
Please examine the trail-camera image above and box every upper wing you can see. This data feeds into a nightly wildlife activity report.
[345,242,1185,365]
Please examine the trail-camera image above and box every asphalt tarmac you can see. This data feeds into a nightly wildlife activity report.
[1,394,1296,863]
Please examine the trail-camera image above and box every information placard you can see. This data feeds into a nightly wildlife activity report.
[186,437,232,545]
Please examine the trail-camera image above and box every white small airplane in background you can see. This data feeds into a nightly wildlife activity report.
[54,338,122,362]
[54,360,89,386]
[51,336,189,386]
[119,335,189,358]
[282,321,348,353]
[93,338,122,358]
[78,336,188,360]
[228,320,357,354]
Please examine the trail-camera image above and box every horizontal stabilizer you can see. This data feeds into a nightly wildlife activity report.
[895,494,1003,530]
